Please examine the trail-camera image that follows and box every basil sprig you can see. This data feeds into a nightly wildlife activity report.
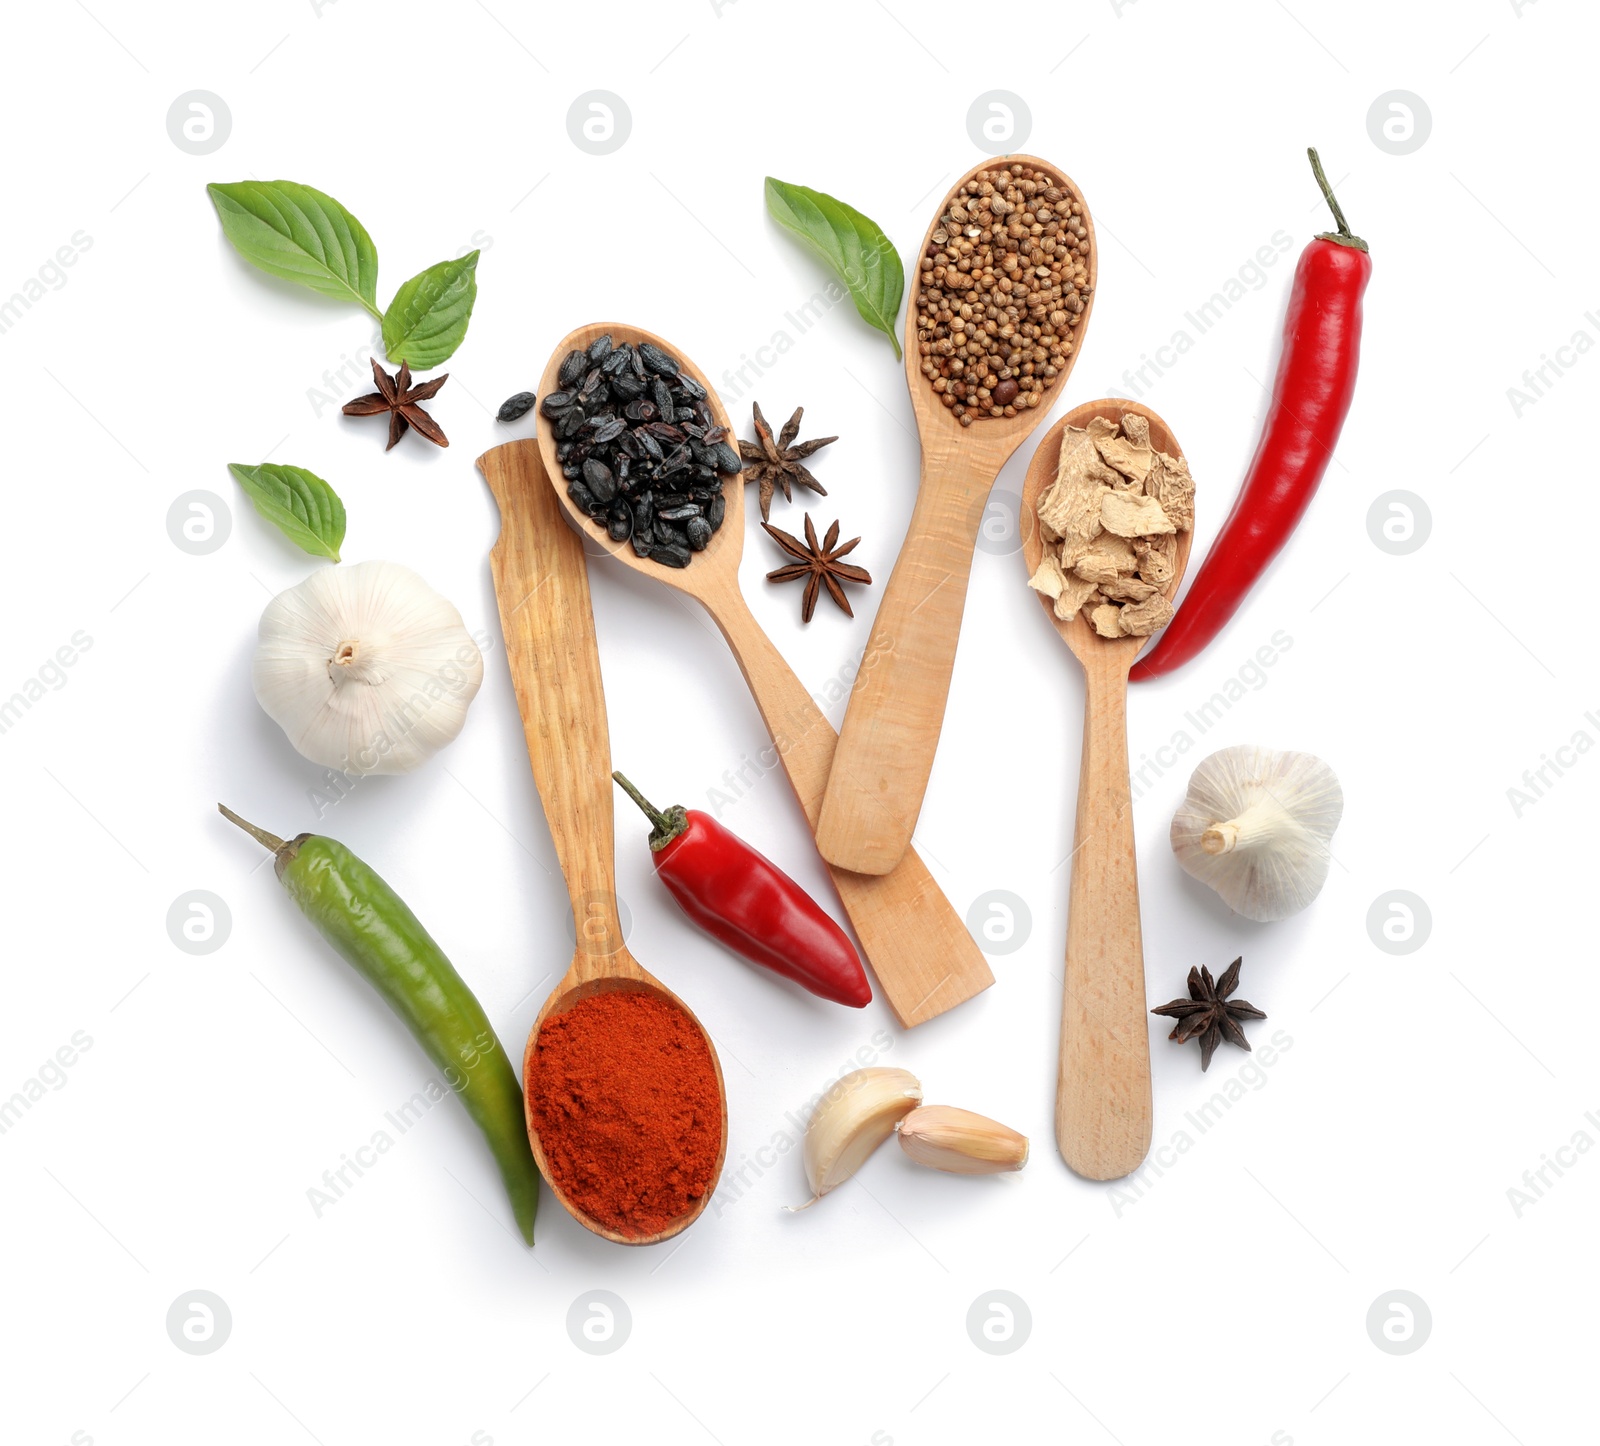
[208,180,479,367]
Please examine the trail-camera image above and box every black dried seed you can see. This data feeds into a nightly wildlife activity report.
[540,334,729,570]
[582,459,616,502]
[639,342,680,375]
[497,391,537,422]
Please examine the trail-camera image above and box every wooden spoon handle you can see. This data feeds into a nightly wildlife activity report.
[710,589,994,1027]
[479,441,625,965]
[1057,656,1152,1180]
[815,471,987,876]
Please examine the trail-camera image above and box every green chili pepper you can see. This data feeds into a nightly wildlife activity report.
[220,805,539,1245]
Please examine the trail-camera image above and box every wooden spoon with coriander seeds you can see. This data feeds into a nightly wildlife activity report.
[816,154,1098,877]
[523,321,994,1029]
[1020,400,1194,1182]
[478,439,728,1245]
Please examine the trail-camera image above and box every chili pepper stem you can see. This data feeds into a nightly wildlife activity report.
[218,803,287,855]
[611,772,690,850]
[1307,147,1368,252]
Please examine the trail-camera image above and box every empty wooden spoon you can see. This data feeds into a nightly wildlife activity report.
[815,154,1098,877]
[479,440,728,1245]
[1019,400,1194,1182]
[531,322,993,1028]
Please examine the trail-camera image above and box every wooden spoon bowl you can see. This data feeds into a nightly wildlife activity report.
[479,439,728,1246]
[1018,399,1193,1182]
[529,322,995,1029]
[816,153,1099,876]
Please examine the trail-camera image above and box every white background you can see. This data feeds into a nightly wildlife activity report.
[1,1,1591,1442]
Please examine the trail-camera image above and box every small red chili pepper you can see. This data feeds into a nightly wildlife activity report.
[612,771,872,1008]
[1132,148,1371,682]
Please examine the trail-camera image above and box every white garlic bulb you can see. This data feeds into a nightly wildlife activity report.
[1170,746,1343,922]
[253,560,484,776]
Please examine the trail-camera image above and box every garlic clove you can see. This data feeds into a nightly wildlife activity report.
[794,1067,922,1208]
[1171,745,1343,922]
[253,560,484,776]
[896,1106,1028,1175]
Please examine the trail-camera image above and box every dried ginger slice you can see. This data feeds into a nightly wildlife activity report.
[1037,419,1121,547]
[1095,413,1154,487]
[1134,536,1175,585]
[1146,450,1195,532]
[1070,531,1137,585]
[1101,489,1175,538]
[1088,603,1126,638]
[1054,573,1098,620]
[1119,593,1176,636]
[1027,551,1069,600]
[1102,575,1159,603]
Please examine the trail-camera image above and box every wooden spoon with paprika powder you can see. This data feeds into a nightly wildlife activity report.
[478,439,729,1246]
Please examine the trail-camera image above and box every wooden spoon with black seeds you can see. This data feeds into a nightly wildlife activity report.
[515,322,994,1030]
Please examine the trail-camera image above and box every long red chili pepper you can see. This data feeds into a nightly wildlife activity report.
[1132,149,1370,682]
[612,771,872,1008]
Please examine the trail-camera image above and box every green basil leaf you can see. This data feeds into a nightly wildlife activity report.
[228,463,346,562]
[208,181,381,317]
[764,177,904,359]
[381,251,479,368]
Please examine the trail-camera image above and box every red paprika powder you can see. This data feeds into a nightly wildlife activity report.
[526,989,723,1238]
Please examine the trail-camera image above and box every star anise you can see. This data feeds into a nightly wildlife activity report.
[342,359,449,450]
[739,402,836,522]
[762,514,871,623]
[1150,957,1266,1070]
